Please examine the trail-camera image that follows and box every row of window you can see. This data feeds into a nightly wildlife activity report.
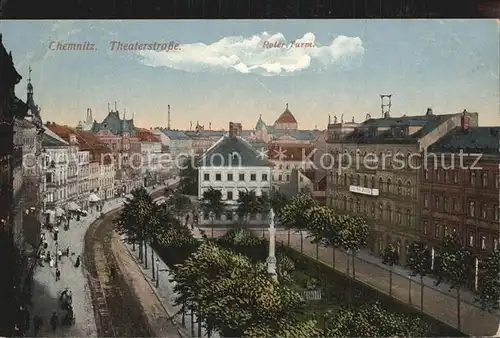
[423,220,499,250]
[332,172,413,197]
[424,169,499,189]
[203,172,269,182]
[423,195,500,221]
[337,196,414,228]
[202,211,267,221]
[200,188,269,201]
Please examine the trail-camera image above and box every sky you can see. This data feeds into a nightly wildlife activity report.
[0,20,498,130]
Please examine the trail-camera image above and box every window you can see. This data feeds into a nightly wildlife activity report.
[396,208,402,224]
[364,175,368,187]
[453,170,458,183]
[444,171,450,183]
[387,205,392,222]
[495,206,499,221]
[379,177,383,192]
[227,191,233,200]
[406,210,411,227]
[349,174,353,185]
[444,226,449,237]
[226,211,233,221]
[406,181,412,196]
[371,176,375,188]
[434,223,441,238]
[397,180,402,196]
[348,198,353,211]
[482,172,488,187]
[434,196,440,210]
[278,174,282,181]
[386,178,392,193]
[203,212,209,220]
[215,173,221,181]
[481,204,488,219]
[279,164,282,169]
[262,173,268,181]
[494,238,499,251]
[470,172,476,186]
[356,198,361,212]
[343,174,347,186]
[378,203,383,219]
[496,174,499,189]
[481,235,487,250]
[239,173,245,181]
[424,169,429,180]
[436,169,441,182]
[286,165,290,170]
[443,197,449,211]
[469,201,476,217]
[215,213,221,220]
[343,196,347,210]
[286,174,290,181]
[204,173,210,181]
[250,174,256,181]
[227,173,233,181]
[357,175,361,186]
[469,232,475,247]
[371,203,375,217]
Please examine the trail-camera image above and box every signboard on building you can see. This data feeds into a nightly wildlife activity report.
[349,185,379,196]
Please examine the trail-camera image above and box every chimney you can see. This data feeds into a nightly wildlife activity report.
[461,110,469,131]
[365,113,371,121]
[229,122,242,138]
[426,108,433,116]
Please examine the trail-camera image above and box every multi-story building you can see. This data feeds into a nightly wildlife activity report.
[90,105,142,193]
[40,128,70,223]
[420,124,500,288]
[197,122,273,225]
[76,148,90,209]
[266,143,315,189]
[186,124,225,155]
[155,129,192,158]
[74,131,115,201]
[136,128,162,184]
[326,109,479,261]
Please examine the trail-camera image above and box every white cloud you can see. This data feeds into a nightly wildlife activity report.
[137,32,364,76]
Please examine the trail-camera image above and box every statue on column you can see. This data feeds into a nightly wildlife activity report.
[334,115,338,124]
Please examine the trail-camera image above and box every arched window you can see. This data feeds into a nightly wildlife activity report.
[379,203,384,219]
[336,172,340,184]
[371,203,375,217]
[371,176,375,189]
[396,208,402,224]
[397,180,403,196]
[386,178,392,193]
[406,209,411,227]
[406,181,412,197]
[424,169,429,180]
[348,198,353,211]
[356,198,361,212]
[395,239,402,259]
[482,172,488,187]
[343,173,347,186]
[356,174,360,186]
[387,205,392,222]
[378,152,384,168]
[379,177,384,192]
[387,152,392,168]
[349,174,354,185]
[470,172,476,186]
[364,175,368,187]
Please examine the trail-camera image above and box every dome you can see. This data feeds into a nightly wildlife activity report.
[275,104,297,124]
[255,114,267,131]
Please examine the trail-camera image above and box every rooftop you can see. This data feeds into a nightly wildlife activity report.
[429,126,500,155]
[198,135,273,167]
[275,104,297,124]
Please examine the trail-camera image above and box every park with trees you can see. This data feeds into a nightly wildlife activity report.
[113,186,499,337]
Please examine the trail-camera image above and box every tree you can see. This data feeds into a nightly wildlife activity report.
[304,206,339,265]
[178,156,198,196]
[324,302,430,337]
[406,241,432,312]
[236,189,260,223]
[269,191,288,222]
[171,242,318,337]
[477,249,500,311]
[335,215,369,305]
[200,187,226,224]
[280,193,316,250]
[435,234,473,331]
[381,243,399,297]
[166,192,192,222]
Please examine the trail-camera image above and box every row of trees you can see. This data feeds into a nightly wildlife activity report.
[276,192,500,332]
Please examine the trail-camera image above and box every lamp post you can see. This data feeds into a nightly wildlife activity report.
[267,208,278,282]
[156,258,160,288]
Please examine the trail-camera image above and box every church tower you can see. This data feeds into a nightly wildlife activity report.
[26,66,43,129]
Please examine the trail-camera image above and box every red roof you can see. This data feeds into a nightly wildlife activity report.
[275,107,297,124]
[266,144,314,161]
[136,128,160,142]
[46,123,113,164]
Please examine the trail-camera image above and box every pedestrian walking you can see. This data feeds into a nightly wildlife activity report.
[33,315,42,336]
[57,249,62,261]
[43,240,48,250]
[50,312,58,333]
[55,268,61,281]
[74,255,81,268]
[66,247,70,256]
[53,232,58,241]
[49,258,54,267]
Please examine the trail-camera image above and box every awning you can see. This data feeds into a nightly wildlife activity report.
[67,202,80,211]
[55,207,65,216]
[89,193,100,202]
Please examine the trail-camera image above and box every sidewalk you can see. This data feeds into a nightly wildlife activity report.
[29,183,172,337]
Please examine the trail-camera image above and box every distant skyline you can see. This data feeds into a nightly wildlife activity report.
[0,20,498,130]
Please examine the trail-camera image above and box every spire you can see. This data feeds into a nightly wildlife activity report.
[286,103,288,110]
[108,103,110,112]
[27,65,34,104]
[328,114,331,124]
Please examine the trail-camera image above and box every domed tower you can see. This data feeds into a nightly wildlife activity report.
[274,103,298,130]
[255,114,267,131]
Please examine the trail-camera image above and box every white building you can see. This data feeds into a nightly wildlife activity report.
[41,128,70,223]
[197,122,273,225]
[158,129,193,157]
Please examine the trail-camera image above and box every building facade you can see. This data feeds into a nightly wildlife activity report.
[197,122,273,225]
[420,125,500,288]
[326,109,479,262]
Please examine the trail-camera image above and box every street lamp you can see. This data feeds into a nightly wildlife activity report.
[156,258,160,288]
[267,208,278,282]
